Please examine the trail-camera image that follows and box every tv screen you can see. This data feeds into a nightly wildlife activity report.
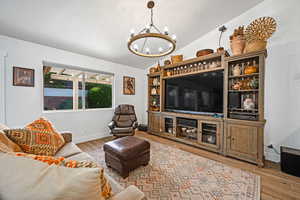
[165,71,224,114]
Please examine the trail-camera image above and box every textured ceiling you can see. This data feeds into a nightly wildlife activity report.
[0,0,263,69]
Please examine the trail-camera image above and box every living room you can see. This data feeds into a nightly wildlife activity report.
[0,0,299,199]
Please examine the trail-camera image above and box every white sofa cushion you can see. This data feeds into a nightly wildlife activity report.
[66,152,95,162]
[0,153,108,200]
[0,123,9,131]
[55,142,82,158]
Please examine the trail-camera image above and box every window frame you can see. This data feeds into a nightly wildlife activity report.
[42,62,115,113]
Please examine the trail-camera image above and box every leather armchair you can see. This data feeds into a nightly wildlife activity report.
[108,104,138,137]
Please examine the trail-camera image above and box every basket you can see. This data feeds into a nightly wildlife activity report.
[244,40,267,53]
[171,55,183,64]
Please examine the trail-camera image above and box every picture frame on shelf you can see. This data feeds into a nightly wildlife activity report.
[13,67,35,87]
[123,76,135,95]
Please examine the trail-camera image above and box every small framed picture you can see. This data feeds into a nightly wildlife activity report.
[13,67,35,87]
[123,76,135,95]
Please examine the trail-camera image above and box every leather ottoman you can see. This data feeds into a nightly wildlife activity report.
[103,136,150,178]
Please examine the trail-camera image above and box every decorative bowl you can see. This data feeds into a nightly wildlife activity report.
[196,49,214,57]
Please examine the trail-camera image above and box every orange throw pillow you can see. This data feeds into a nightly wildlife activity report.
[25,117,65,155]
[0,131,23,153]
[5,118,65,156]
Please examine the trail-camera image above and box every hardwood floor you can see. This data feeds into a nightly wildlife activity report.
[78,131,300,200]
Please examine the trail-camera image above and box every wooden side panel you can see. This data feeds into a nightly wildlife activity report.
[148,112,161,133]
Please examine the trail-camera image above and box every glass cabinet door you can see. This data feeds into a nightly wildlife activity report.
[198,121,219,148]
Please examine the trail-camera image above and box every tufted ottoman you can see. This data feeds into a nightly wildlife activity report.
[103,136,150,178]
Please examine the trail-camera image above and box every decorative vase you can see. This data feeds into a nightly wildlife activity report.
[230,35,246,55]
[151,88,156,95]
[232,64,242,76]
[217,47,225,54]
[232,81,242,90]
[244,40,267,53]
[244,65,258,74]
[243,97,255,110]
[249,78,259,89]
[164,60,171,66]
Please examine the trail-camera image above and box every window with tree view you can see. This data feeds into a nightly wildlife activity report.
[43,65,113,111]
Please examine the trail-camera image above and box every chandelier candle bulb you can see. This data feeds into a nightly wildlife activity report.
[145,47,150,54]
[172,34,177,41]
[164,26,169,35]
[158,47,163,53]
[130,29,135,37]
[133,44,139,51]
[145,25,150,33]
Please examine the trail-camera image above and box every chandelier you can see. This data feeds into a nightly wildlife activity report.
[127,1,177,58]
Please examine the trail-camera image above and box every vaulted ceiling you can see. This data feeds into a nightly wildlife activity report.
[0,0,263,69]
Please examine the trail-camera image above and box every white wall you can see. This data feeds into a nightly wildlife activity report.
[156,0,300,162]
[0,51,7,124]
[0,35,147,143]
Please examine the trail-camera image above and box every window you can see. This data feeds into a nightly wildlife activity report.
[43,65,113,111]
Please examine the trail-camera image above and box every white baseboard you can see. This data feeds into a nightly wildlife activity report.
[73,132,110,144]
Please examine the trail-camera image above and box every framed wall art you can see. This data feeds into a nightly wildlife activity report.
[123,76,135,95]
[13,67,35,87]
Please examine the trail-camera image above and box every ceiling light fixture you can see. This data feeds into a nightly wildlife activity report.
[127,1,177,58]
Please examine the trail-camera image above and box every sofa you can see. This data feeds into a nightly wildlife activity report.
[0,123,146,200]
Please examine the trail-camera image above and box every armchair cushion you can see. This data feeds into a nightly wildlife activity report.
[112,127,133,134]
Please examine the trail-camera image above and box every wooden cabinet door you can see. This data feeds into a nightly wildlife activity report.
[225,123,258,162]
[148,113,161,133]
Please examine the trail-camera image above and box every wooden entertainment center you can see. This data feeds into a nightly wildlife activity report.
[147,50,266,166]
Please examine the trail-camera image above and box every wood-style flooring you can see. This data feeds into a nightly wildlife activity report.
[78,131,300,200]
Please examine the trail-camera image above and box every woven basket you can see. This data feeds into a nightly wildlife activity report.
[244,40,267,53]
[171,55,183,64]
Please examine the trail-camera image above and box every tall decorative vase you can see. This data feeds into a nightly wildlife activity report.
[230,35,246,55]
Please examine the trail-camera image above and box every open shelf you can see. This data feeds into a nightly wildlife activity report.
[228,89,259,92]
[229,73,259,79]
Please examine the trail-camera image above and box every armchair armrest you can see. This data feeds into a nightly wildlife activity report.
[111,185,146,200]
[60,132,72,143]
[133,121,138,129]
[108,121,116,130]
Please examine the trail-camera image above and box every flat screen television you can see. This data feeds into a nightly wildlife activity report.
[164,70,224,114]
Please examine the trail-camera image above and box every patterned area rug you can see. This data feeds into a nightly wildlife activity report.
[79,137,260,200]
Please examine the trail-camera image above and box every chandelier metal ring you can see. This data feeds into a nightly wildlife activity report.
[127,1,177,58]
[128,33,176,58]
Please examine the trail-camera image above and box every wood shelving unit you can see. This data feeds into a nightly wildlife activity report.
[147,50,267,166]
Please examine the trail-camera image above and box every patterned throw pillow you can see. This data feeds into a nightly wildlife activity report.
[14,152,112,199]
[4,126,64,156]
[26,117,65,155]
[0,131,23,153]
